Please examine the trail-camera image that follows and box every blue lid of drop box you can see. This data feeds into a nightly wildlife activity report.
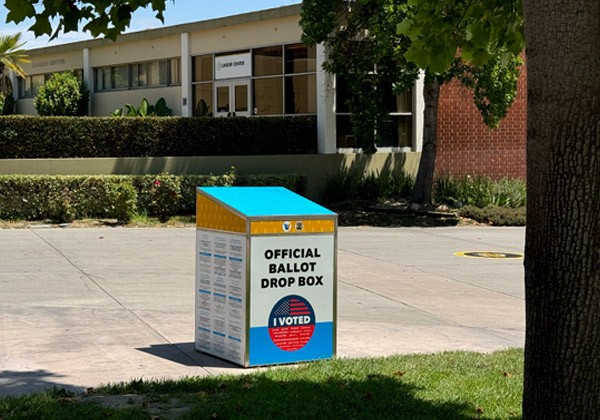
[198,186,335,217]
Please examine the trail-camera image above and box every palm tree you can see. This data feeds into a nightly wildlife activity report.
[0,32,29,97]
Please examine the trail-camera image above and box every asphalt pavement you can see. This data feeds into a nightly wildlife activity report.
[0,226,525,396]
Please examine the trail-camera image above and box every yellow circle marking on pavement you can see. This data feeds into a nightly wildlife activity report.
[454,251,523,259]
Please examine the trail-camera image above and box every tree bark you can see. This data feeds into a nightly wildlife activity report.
[522,1,600,418]
[411,78,440,205]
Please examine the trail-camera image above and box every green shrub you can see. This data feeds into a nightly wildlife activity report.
[234,173,307,196]
[106,182,138,223]
[2,94,15,115]
[47,186,75,223]
[33,72,89,116]
[434,175,526,208]
[0,115,316,158]
[147,173,181,222]
[0,172,308,222]
[178,169,238,214]
[459,205,526,226]
[322,169,414,205]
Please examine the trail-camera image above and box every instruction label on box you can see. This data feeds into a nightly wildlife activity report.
[195,230,246,365]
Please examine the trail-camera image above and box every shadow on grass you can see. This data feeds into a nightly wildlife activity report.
[98,372,482,419]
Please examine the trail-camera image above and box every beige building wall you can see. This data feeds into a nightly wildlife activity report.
[21,49,83,75]
[93,87,181,116]
[189,15,302,55]
[16,98,36,115]
[89,35,180,67]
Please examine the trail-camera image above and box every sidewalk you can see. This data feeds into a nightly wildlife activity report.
[0,226,525,396]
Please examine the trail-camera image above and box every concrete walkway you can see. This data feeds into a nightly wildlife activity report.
[0,226,525,396]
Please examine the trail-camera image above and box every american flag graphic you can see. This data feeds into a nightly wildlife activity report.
[273,298,311,316]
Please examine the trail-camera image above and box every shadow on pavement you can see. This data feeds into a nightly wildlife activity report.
[0,369,81,397]
[136,342,240,369]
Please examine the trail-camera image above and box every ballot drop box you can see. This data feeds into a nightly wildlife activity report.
[195,186,337,367]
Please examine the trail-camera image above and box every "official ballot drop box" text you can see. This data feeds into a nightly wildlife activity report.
[195,186,337,367]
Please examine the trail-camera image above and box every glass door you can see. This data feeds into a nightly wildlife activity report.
[214,79,251,117]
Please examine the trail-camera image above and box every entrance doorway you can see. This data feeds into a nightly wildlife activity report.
[215,79,251,117]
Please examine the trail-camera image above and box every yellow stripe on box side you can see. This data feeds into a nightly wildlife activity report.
[196,193,246,233]
[251,219,335,235]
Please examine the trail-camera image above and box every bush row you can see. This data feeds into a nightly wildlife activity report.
[0,172,307,223]
[458,205,527,226]
[434,175,526,208]
[321,169,415,206]
[0,116,317,158]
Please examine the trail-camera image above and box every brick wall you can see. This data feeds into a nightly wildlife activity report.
[436,64,527,179]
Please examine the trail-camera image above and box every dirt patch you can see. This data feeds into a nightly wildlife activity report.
[79,393,190,418]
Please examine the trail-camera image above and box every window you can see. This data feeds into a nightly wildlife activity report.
[254,77,283,115]
[192,54,213,116]
[147,61,168,86]
[18,77,31,98]
[335,75,413,149]
[169,58,180,85]
[381,88,412,147]
[94,58,180,92]
[191,44,317,117]
[253,46,283,77]
[285,44,316,74]
[193,55,212,82]
[285,74,316,114]
[283,44,316,115]
[131,63,147,87]
[111,65,128,89]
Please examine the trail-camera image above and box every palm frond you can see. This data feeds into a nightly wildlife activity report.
[0,32,30,78]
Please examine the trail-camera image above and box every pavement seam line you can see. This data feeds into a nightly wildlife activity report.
[339,280,463,327]
[339,247,524,301]
[29,229,211,374]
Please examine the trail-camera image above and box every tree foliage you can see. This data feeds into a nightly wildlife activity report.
[0,32,29,102]
[397,0,524,73]
[3,0,172,41]
[302,0,419,153]
[34,71,89,116]
[0,32,29,78]
[301,0,524,204]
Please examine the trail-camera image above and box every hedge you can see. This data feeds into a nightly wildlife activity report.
[0,116,317,158]
[0,172,307,223]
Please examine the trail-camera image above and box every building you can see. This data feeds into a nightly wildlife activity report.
[13,4,526,179]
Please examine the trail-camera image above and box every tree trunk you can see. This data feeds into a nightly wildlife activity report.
[411,78,440,205]
[522,1,600,418]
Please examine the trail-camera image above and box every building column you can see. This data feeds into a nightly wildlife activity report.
[412,70,425,152]
[83,48,92,115]
[316,43,336,154]
[181,32,192,117]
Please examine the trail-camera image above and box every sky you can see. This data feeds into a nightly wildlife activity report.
[0,0,300,49]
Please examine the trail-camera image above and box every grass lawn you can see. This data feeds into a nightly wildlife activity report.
[0,349,523,419]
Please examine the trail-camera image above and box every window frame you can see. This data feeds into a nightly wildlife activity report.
[334,74,415,152]
[192,43,318,118]
[94,58,180,92]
